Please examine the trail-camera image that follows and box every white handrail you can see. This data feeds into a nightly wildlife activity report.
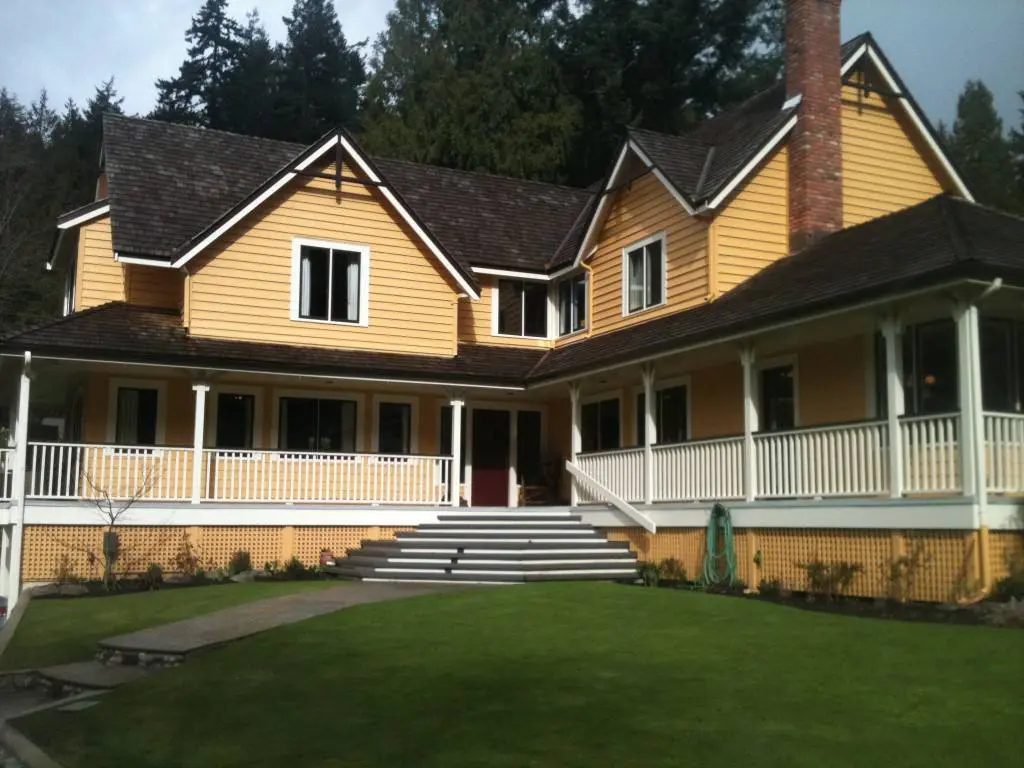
[984,412,1024,493]
[565,460,656,533]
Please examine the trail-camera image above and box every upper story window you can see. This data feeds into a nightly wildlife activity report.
[558,274,587,336]
[496,279,548,338]
[623,234,665,315]
[292,239,369,326]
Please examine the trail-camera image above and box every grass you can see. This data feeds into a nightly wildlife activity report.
[0,580,332,671]
[16,582,1023,767]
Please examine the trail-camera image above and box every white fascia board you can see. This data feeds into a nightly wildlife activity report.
[840,43,868,76]
[781,93,802,111]
[114,253,176,268]
[628,140,696,216]
[472,266,551,282]
[56,203,110,230]
[705,114,798,210]
[571,141,632,269]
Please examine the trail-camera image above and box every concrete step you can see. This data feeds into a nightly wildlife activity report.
[332,566,637,584]
[342,555,637,571]
[400,527,597,536]
[36,661,150,691]
[436,513,583,523]
[349,545,633,560]
[358,539,631,553]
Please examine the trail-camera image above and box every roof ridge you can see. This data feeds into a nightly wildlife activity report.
[937,195,973,262]
[373,154,590,194]
[104,113,306,152]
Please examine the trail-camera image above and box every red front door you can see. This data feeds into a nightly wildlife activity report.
[472,409,510,506]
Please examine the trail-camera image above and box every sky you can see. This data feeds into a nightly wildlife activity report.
[0,0,1021,131]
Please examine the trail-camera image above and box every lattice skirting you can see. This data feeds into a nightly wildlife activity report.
[21,525,412,582]
[604,527,1024,603]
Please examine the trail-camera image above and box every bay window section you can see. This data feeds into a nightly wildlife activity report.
[497,279,548,338]
[296,243,364,324]
[279,397,357,453]
[624,235,664,314]
[558,274,587,336]
[581,398,620,453]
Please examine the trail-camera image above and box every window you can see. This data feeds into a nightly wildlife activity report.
[497,279,548,337]
[581,398,620,452]
[760,366,795,432]
[624,235,664,314]
[981,318,1015,412]
[439,405,468,482]
[216,393,255,449]
[516,410,544,486]
[377,402,412,455]
[874,320,959,417]
[636,385,688,445]
[558,274,587,336]
[295,242,365,324]
[278,397,357,452]
[115,387,158,446]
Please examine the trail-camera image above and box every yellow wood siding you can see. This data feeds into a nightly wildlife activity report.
[842,75,950,227]
[588,171,708,336]
[125,264,182,310]
[457,278,552,348]
[798,334,870,426]
[74,216,125,311]
[691,363,743,439]
[187,161,460,356]
[711,145,789,295]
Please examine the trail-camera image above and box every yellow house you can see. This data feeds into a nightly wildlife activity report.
[2,5,1022,603]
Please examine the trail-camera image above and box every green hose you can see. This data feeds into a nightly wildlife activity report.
[700,503,737,586]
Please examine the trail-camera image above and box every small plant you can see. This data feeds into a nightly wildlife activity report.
[264,560,280,575]
[172,531,202,578]
[228,550,253,576]
[637,562,660,587]
[284,556,307,579]
[658,557,687,585]
[53,553,77,584]
[886,540,931,603]
[993,561,1024,602]
[758,578,785,598]
[797,559,864,601]
[139,563,164,590]
[194,567,207,583]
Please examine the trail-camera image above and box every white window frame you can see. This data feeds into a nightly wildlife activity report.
[556,272,588,338]
[289,237,370,328]
[631,375,692,446]
[270,387,366,454]
[621,232,667,317]
[491,278,550,339]
[206,384,265,450]
[105,378,168,446]
[757,354,800,431]
[372,394,420,454]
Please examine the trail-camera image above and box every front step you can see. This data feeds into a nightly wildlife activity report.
[333,509,638,584]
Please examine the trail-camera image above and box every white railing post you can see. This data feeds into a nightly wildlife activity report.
[6,352,31,612]
[740,346,758,502]
[641,364,656,506]
[449,398,463,507]
[191,383,210,504]
[880,316,905,498]
[569,382,582,506]
[954,303,985,519]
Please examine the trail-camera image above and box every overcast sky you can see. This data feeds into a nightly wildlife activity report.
[1,0,1021,131]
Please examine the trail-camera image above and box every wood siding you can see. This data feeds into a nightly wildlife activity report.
[691,363,744,439]
[588,170,708,336]
[74,217,125,311]
[187,161,461,356]
[457,278,552,348]
[842,74,950,228]
[798,334,870,426]
[125,264,182,310]
[711,146,789,295]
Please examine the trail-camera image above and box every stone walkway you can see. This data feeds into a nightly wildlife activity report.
[99,581,458,656]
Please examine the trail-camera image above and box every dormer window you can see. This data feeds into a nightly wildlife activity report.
[291,238,369,326]
[623,233,665,314]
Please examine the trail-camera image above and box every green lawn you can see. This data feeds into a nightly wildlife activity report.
[0,581,331,671]
[17,583,1024,768]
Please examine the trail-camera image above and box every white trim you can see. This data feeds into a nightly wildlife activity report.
[628,140,696,216]
[371,394,420,453]
[757,354,800,431]
[114,253,174,268]
[555,271,588,337]
[489,276,551,340]
[289,237,371,328]
[56,204,110,230]
[630,374,692,445]
[704,114,798,210]
[269,387,366,452]
[841,43,869,76]
[206,384,265,450]
[472,266,552,282]
[621,231,668,317]
[105,378,168,444]
[781,93,803,111]
[571,142,632,269]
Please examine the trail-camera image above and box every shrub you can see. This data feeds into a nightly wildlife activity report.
[885,540,931,603]
[758,578,785,598]
[993,563,1024,602]
[658,558,686,584]
[797,560,863,601]
[228,550,253,576]
[53,553,77,584]
[637,562,659,587]
[139,563,164,590]
[172,532,201,577]
[264,560,280,575]
[284,556,307,579]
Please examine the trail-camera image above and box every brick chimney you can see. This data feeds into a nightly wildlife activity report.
[786,0,843,252]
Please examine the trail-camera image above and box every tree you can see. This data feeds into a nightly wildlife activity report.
[939,80,1020,213]
[221,11,284,138]
[279,0,367,142]
[362,0,580,183]
[1009,90,1024,208]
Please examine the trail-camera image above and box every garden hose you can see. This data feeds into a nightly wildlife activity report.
[700,503,737,586]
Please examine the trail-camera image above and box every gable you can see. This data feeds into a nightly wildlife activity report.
[185,158,463,357]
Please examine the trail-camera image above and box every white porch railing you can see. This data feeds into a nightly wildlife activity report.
[203,449,451,505]
[755,420,889,499]
[653,437,744,502]
[575,447,644,504]
[900,413,961,494]
[25,442,194,501]
[984,412,1024,493]
[1,447,13,501]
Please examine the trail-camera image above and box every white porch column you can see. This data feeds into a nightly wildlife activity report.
[569,382,582,506]
[740,346,758,502]
[880,316,905,498]
[641,364,656,505]
[7,352,32,612]
[508,408,519,508]
[191,383,210,505]
[955,303,985,516]
[449,398,463,507]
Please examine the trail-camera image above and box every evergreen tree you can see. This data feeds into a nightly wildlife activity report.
[940,80,1019,212]
[279,0,367,142]
[362,0,579,182]
[1009,90,1024,209]
[222,11,284,138]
